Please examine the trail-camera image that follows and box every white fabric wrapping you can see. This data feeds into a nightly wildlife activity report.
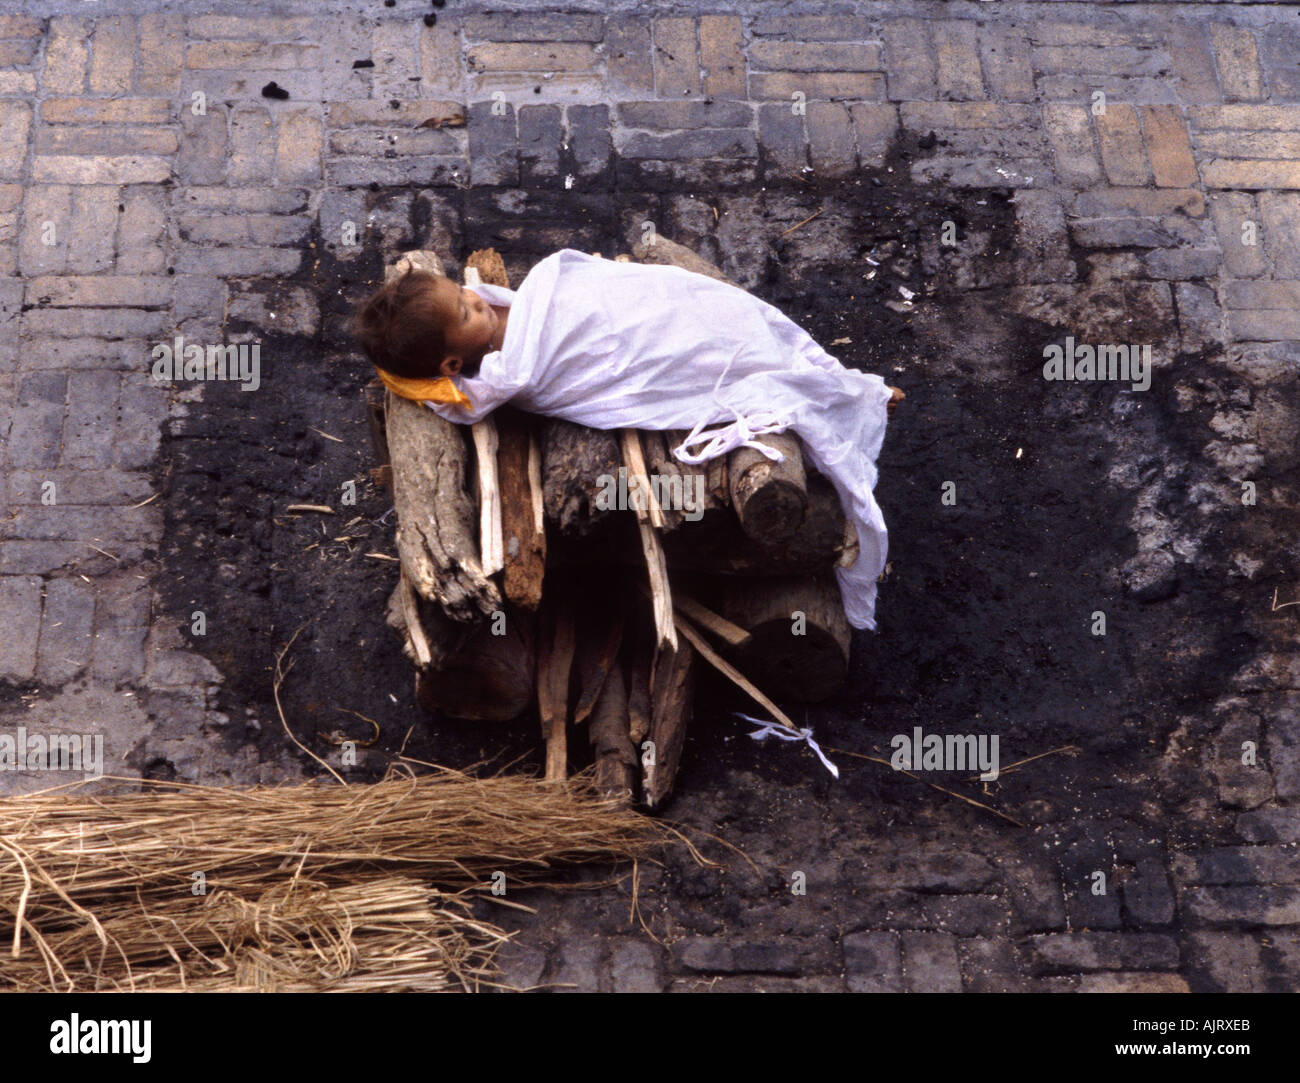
[429,249,893,630]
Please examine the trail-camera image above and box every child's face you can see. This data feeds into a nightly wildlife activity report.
[429,276,499,377]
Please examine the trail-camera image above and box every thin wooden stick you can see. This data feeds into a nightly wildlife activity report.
[471,418,504,577]
[620,429,666,529]
[671,612,798,734]
[963,743,1081,781]
[396,570,432,668]
[527,431,545,536]
[274,625,347,786]
[464,264,504,578]
[780,207,823,236]
[672,594,751,650]
[635,517,677,650]
[824,746,1027,828]
[837,520,859,569]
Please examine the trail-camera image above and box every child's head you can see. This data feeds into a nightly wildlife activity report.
[352,267,498,380]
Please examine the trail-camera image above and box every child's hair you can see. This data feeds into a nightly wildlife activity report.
[352,267,476,379]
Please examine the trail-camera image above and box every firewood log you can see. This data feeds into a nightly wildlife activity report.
[641,429,732,532]
[496,408,545,610]
[385,391,501,622]
[540,419,623,537]
[659,467,848,575]
[637,431,683,530]
[413,605,537,721]
[642,638,696,811]
[728,432,808,541]
[379,247,499,623]
[572,586,625,725]
[385,577,473,671]
[630,234,737,287]
[625,624,654,747]
[719,573,851,702]
[537,589,578,781]
[706,454,729,508]
[588,657,636,800]
[470,415,504,576]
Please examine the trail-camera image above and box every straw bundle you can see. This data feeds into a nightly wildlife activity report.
[0,766,667,992]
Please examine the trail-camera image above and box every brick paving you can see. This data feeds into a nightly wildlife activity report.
[0,1,1298,991]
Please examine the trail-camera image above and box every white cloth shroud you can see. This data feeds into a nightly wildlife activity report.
[429,249,894,630]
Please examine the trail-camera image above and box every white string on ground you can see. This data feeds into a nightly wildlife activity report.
[735,712,840,779]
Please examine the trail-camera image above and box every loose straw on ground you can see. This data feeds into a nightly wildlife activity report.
[0,767,668,992]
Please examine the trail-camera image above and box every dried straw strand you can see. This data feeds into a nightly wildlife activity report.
[1,767,665,992]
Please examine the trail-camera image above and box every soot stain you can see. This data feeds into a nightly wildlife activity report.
[154,151,1258,842]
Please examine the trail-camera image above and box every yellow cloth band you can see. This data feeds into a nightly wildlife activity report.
[375,366,473,410]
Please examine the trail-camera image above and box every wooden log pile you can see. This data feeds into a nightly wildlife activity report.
[372,236,868,809]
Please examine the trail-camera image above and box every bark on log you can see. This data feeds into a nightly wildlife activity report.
[385,390,501,622]
[471,417,504,576]
[631,234,738,288]
[496,408,546,611]
[588,657,636,800]
[541,419,623,538]
[413,606,537,721]
[385,577,473,671]
[572,589,625,726]
[658,466,848,575]
[625,624,653,747]
[641,429,731,533]
[642,639,696,811]
[728,432,808,541]
[719,573,851,703]
[379,246,499,622]
[537,589,578,781]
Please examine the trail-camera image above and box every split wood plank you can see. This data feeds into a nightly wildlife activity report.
[672,593,751,650]
[642,638,696,810]
[537,593,578,782]
[471,417,504,577]
[672,612,800,735]
[636,515,677,651]
[589,656,636,800]
[619,429,666,529]
[497,409,545,610]
[384,389,499,621]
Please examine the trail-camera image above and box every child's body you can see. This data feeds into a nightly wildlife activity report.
[357,249,894,630]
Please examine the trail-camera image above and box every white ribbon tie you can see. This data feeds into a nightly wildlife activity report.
[736,712,840,779]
